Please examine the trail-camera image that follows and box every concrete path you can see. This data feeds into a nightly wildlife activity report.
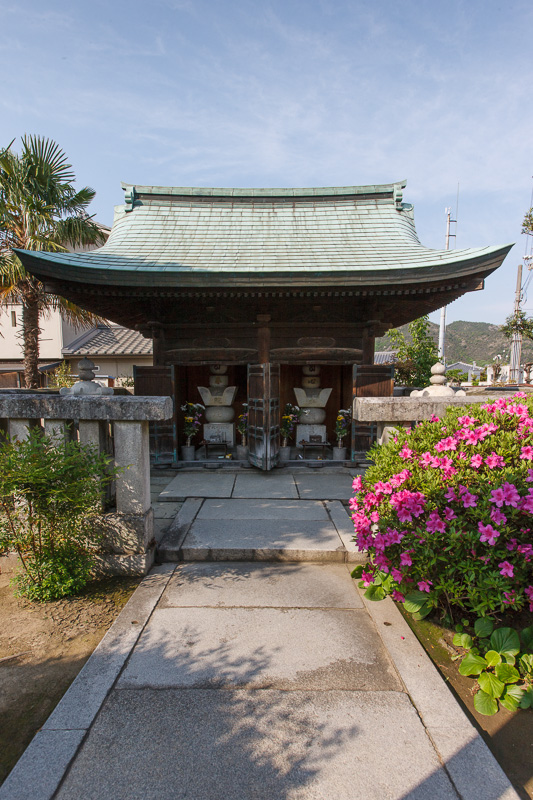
[1,562,519,800]
[0,469,521,799]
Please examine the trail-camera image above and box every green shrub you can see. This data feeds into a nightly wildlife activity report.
[350,393,533,620]
[0,429,116,601]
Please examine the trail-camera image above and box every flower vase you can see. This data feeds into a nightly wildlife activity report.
[332,446,347,461]
[181,445,196,461]
[236,444,249,460]
[279,445,291,461]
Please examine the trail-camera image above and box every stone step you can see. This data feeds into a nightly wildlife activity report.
[157,498,364,565]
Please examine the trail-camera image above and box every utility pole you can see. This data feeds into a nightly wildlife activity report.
[438,205,457,362]
[509,263,523,384]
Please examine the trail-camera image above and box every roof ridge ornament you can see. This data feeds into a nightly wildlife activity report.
[394,183,404,210]
[123,185,136,212]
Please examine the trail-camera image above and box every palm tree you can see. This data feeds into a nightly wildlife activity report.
[0,135,106,388]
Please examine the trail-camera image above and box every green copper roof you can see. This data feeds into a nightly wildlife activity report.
[15,181,512,289]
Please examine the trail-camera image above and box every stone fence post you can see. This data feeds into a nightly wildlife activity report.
[0,393,173,575]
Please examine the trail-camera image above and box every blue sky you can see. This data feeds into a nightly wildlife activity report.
[1,0,532,325]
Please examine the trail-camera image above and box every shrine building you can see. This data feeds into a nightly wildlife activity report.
[15,181,512,468]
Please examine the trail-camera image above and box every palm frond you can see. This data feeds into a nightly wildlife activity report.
[46,295,106,328]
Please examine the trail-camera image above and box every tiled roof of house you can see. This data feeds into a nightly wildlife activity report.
[62,326,152,357]
[374,351,397,364]
[14,181,512,289]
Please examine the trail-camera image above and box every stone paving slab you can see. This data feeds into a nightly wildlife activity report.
[118,606,400,690]
[181,519,344,562]
[152,502,182,519]
[54,689,459,800]
[161,562,364,609]
[232,471,298,498]
[295,471,355,500]
[197,498,329,519]
[159,472,235,500]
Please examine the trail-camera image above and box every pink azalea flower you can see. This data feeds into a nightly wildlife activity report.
[444,487,457,502]
[399,446,414,459]
[348,497,359,510]
[370,511,380,523]
[387,529,404,545]
[478,522,500,546]
[391,568,404,583]
[490,486,506,508]
[457,452,467,460]
[470,454,483,469]
[525,586,533,612]
[444,507,457,521]
[490,508,507,525]
[458,415,477,426]
[429,414,440,422]
[426,511,446,534]
[506,539,518,551]
[399,551,413,567]
[462,492,478,509]
[374,554,390,571]
[501,482,521,507]
[390,470,411,488]
[485,452,505,469]
[435,437,457,452]
[520,445,533,460]
[526,469,533,483]
[419,451,434,467]
[352,476,364,491]
[375,481,393,495]
[503,591,516,605]
[360,570,374,587]
[418,580,433,592]
[391,590,405,602]
[498,560,514,578]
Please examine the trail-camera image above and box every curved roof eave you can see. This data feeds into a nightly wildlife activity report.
[13,243,513,290]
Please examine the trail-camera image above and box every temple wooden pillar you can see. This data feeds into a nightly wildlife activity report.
[257,314,271,363]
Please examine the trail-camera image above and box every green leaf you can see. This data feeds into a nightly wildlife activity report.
[455,623,464,633]
[484,650,502,668]
[519,653,533,675]
[503,653,516,666]
[519,687,533,709]
[520,625,533,652]
[490,628,520,657]
[364,584,386,601]
[403,590,430,614]
[474,690,498,716]
[474,618,494,638]
[351,566,364,579]
[494,664,520,684]
[411,603,431,621]
[478,671,505,699]
[500,685,524,712]
[452,633,474,650]
[459,652,488,677]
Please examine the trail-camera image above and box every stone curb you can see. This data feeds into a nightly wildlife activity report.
[325,500,366,564]
[157,498,203,561]
[0,564,176,800]
[357,585,521,800]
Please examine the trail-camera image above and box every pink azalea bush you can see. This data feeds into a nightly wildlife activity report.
[351,394,533,619]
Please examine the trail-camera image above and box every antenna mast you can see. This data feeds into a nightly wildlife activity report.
[438,194,458,362]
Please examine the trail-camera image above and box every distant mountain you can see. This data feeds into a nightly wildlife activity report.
[375,320,533,366]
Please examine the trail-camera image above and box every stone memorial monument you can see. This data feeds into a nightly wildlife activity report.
[293,365,332,443]
[198,365,237,445]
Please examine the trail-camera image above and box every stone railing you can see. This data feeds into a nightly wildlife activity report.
[0,393,173,575]
[353,395,491,446]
